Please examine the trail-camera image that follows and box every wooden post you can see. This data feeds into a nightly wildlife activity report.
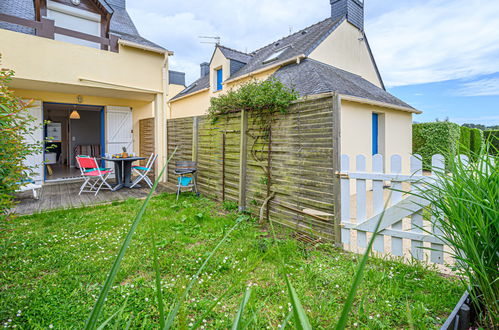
[222,132,226,202]
[238,110,248,211]
[38,18,55,39]
[332,93,342,246]
[265,124,272,221]
[192,117,199,163]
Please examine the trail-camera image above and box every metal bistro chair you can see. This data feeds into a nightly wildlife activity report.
[174,161,199,200]
[131,153,157,188]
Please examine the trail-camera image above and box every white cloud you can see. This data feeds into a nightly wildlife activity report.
[127,0,499,87]
[455,77,499,96]
[367,0,499,87]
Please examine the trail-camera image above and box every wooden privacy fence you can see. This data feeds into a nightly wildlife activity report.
[167,95,341,242]
[339,153,451,265]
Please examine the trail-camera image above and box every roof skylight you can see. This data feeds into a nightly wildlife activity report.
[262,46,290,64]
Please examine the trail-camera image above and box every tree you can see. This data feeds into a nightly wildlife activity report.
[0,63,42,218]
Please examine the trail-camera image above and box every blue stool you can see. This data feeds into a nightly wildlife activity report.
[174,161,199,200]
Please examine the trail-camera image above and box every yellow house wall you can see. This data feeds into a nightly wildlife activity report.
[0,28,165,92]
[309,21,382,88]
[340,100,412,177]
[13,89,153,157]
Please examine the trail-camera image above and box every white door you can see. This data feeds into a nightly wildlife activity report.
[23,100,44,183]
[106,106,133,161]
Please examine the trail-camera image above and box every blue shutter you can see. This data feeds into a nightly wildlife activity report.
[216,69,223,91]
[372,113,379,155]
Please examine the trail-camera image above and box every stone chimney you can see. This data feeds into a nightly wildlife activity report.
[200,62,209,78]
[330,0,364,31]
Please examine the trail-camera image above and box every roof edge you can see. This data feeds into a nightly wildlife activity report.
[363,32,386,91]
[225,54,307,84]
[118,39,172,55]
[340,94,422,114]
[169,87,210,103]
[304,17,345,56]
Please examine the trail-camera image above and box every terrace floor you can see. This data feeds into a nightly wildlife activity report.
[12,181,173,215]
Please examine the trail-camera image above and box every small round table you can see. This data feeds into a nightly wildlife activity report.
[102,156,146,191]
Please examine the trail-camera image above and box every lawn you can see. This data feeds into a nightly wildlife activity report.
[1,193,463,329]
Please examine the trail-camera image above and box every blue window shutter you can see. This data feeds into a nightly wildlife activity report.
[216,69,223,90]
[372,113,379,155]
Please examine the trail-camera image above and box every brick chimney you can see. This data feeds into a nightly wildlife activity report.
[330,0,364,31]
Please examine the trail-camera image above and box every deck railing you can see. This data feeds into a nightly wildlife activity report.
[0,13,119,52]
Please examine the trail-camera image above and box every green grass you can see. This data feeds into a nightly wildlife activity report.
[1,193,463,328]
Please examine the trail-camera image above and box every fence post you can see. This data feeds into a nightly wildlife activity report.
[332,93,342,245]
[238,110,248,211]
[192,117,199,163]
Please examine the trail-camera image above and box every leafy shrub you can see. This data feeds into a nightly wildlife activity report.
[0,65,41,217]
[416,150,498,327]
[458,126,471,155]
[207,77,298,123]
[470,128,484,158]
[484,130,499,155]
[412,122,461,169]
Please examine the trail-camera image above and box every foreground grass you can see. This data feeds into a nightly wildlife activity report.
[1,194,462,328]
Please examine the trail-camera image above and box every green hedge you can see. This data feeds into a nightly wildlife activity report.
[470,128,484,156]
[458,126,471,155]
[413,122,461,169]
[484,130,499,155]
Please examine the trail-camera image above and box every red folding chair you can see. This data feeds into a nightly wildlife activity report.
[76,156,113,195]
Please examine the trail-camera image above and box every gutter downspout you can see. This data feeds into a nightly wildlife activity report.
[162,53,170,182]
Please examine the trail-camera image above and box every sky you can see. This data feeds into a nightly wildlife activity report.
[127,0,499,125]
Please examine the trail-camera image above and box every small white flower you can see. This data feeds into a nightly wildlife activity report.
[49,325,54,329]
[369,315,373,320]
[353,322,358,327]
[145,298,149,302]
[376,314,380,318]
[188,323,193,327]
[335,284,339,288]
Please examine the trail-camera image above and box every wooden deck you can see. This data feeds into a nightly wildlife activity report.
[12,181,173,216]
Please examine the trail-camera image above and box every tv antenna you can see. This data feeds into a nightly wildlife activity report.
[199,35,221,45]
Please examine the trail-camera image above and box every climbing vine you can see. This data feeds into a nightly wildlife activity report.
[208,78,298,222]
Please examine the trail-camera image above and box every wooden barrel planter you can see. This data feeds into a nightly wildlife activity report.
[440,291,476,330]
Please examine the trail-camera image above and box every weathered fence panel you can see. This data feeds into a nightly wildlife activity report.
[166,95,339,242]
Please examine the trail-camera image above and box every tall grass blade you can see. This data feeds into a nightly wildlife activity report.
[334,199,388,330]
[151,233,166,328]
[163,215,247,329]
[96,296,129,330]
[280,309,293,329]
[231,287,252,330]
[84,147,178,329]
[285,276,312,330]
[414,150,498,327]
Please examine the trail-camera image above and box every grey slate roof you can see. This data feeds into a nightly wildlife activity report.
[229,17,343,80]
[0,0,164,50]
[0,0,35,35]
[217,45,252,63]
[171,74,210,100]
[273,59,414,109]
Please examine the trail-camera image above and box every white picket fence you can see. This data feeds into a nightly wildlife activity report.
[339,153,456,265]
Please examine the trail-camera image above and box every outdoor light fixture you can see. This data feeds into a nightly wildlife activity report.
[69,106,80,120]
